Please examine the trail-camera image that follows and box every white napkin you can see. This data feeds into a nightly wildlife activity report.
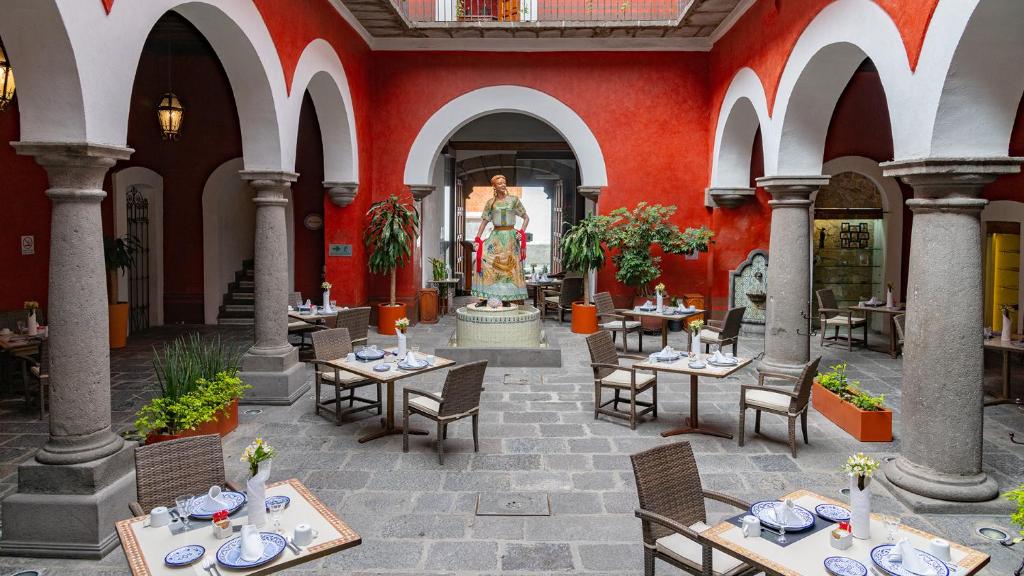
[773,499,800,525]
[643,300,654,308]
[245,459,271,528]
[204,485,230,511]
[406,350,419,366]
[304,299,312,308]
[659,346,674,357]
[711,350,725,363]
[239,524,265,562]
[889,538,936,575]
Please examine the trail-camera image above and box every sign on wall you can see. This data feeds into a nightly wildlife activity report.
[329,244,353,257]
[20,235,34,255]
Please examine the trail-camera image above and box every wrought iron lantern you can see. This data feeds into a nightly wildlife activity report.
[156,92,183,140]
[0,46,15,111]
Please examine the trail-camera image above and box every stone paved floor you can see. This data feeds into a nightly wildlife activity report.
[0,317,1021,575]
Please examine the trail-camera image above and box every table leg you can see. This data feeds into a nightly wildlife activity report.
[359,381,428,442]
[888,314,897,358]
[661,319,669,349]
[661,375,734,439]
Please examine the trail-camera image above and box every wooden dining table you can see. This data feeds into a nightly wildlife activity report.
[703,489,990,576]
[622,308,705,349]
[634,354,752,438]
[848,303,905,358]
[115,478,361,576]
[322,349,455,443]
[983,334,1024,406]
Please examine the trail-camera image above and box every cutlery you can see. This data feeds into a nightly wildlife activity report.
[287,537,302,554]
[201,556,216,575]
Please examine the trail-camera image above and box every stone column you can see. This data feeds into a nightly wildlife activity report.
[755,176,829,377]
[880,158,1020,505]
[325,181,358,208]
[0,142,137,558]
[238,171,308,405]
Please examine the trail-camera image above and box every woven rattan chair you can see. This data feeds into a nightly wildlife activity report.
[700,306,744,355]
[403,360,487,464]
[336,307,371,347]
[631,442,757,576]
[289,292,303,307]
[817,289,867,350]
[18,339,48,420]
[587,330,657,430]
[738,356,821,458]
[893,313,906,356]
[131,434,243,516]
[595,291,643,352]
[541,275,583,323]
[309,328,382,425]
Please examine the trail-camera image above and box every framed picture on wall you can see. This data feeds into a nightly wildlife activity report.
[840,232,849,240]
[859,223,869,232]
[841,222,851,232]
[840,238,850,248]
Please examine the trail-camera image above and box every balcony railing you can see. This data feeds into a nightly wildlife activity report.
[401,0,687,23]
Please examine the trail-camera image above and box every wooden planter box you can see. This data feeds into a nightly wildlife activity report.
[145,399,239,445]
[811,380,892,442]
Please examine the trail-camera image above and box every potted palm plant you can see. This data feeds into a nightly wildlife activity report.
[365,195,419,335]
[560,215,611,334]
[104,235,140,348]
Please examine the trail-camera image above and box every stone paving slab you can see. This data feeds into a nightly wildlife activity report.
[0,320,1020,574]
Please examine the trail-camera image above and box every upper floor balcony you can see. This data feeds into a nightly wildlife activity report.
[402,0,688,25]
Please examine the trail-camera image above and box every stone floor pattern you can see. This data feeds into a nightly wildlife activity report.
[0,317,1021,575]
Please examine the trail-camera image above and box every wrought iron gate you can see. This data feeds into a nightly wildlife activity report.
[550,180,564,274]
[126,186,150,333]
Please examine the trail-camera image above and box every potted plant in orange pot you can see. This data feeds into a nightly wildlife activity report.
[812,362,892,442]
[560,215,611,334]
[104,235,140,348]
[366,195,419,335]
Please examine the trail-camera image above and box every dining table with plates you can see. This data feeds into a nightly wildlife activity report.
[622,305,705,349]
[115,478,361,576]
[702,489,989,576]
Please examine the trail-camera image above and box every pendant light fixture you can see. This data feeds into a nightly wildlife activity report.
[0,45,15,111]
[156,40,183,139]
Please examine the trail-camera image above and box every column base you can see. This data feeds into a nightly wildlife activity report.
[0,442,136,559]
[239,345,310,405]
[882,456,999,508]
[756,354,806,379]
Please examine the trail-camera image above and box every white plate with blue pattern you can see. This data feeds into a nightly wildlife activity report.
[189,490,246,519]
[815,503,852,523]
[825,556,867,576]
[164,544,205,567]
[749,501,815,531]
[216,532,287,569]
[356,349,386,361]
[870,544,949,576]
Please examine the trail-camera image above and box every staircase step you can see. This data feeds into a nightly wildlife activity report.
[237,280,255,290]
[222,304,254,313]
[217,317,254,326]
[226,292,254,301]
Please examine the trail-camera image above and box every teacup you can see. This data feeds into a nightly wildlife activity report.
[346,352,356,363]
[740,515,761,538]
[293,523,319,547]
[928,538,951,562]
[149,506,172,528]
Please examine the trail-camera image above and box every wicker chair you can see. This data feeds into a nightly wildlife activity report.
[309,328,382,425]
[289,292,304,307]
[18,339,48,420]
[130,434,243,516]
[893,313,906,356]
[737,356,821,458]
[594,291,643,352]
[631,442,757,576]
[586,330,657,430]
[403,360,487,464]
[336,307,371,347]
[699,306,744,355]
[816,289,867,350]
[540,275,583,323]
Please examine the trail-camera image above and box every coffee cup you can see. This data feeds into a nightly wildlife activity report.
[149,506,172,527]
[346,352,356,363]
[293,523,319,547]
[928,538,951,562]
[740,515,761,538]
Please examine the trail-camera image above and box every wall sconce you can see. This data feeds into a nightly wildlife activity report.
[0,46,15,111]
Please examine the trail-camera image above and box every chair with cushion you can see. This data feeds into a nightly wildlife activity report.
[816,289,867,350]
[701,306,745,355]
[892,313,906,356]
[309,328,382,425]
[594,291,643,352]
[586,330,657,430]
[336,307,371,347]
[403,360,487,464]
[131,434,243,516]
[631,442,758,576]
[540,275,583,323]
[737,356,821,458]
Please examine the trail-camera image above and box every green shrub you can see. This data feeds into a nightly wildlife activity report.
[1006,484,1024,543]
[816,362,886,411]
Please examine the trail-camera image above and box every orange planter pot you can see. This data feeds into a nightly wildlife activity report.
[217,399,239,436]
[571,303,599,334]
[377,303,407,336]
[145,401,239,445]
[108,302,129,349]
[811,380,892,442]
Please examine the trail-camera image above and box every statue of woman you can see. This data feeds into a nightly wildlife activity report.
[472,175,529,302]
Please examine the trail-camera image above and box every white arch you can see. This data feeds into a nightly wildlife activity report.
[404,85,608,187]
[769,0,913,175]
[286,39,359,183]
[710,68,771,188]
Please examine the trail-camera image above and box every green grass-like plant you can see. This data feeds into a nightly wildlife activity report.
[816,362,886,412]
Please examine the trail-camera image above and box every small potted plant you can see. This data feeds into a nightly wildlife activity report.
[365,195,419,335]
[322,281,333,311]
[812,362,892,441]
[241,437,276,479]
[689,319,704,355]
[104,235,140,348]
[23,301,40,336]
[842,452,880,539]
[1001,304,1015,342]
[560,215,611,334]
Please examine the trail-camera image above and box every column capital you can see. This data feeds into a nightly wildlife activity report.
[576,186,603,202]
[409,184,435,201]
[881,157,1022,194]
[705,187,755,208]
[241,171,297,206]
[13,141,133,199]
[756,175,828,208]
[324,181,358,207]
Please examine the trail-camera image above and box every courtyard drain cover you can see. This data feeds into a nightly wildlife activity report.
[503,374,530,385]
[476,492,551,516]
[243,409,263,416]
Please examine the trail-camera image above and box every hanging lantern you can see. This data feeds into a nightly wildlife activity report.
[156,92,183,140]
[0,46,15,111]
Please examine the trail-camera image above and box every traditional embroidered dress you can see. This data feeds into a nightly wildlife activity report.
[473,195,528,301]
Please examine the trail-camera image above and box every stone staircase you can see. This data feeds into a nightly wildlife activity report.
[217,259,255,325]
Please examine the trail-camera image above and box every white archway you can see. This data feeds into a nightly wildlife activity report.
[710,68,771,188]
[202,158,255,325]
[111,167,165,329]
[768,0,913,175]
[285,39,359,184]
[404,85,608,188]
